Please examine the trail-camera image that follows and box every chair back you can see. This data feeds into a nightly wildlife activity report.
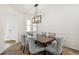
[28,37,36,53]
[56,37,63,54]
[48,32,56,37]
[21,34,26,45]
[41,32,46,36]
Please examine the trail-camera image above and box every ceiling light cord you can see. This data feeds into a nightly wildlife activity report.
[34,4,38,17]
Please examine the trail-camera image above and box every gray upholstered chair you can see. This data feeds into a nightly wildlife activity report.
[28,37,45,55]
[20,34,27,53]
[45,37,63,55]
[48,32,56,37]
[41,32,46,36]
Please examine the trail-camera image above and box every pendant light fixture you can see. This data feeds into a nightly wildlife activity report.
[32,4,41,24]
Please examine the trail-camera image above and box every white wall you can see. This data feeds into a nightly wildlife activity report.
[0,14,4,44]
[0,5,26,42]
[37,5,79,50]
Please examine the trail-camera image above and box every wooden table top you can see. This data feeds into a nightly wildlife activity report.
[36,35,56,44]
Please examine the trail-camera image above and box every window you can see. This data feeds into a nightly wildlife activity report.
[26,20,31,32]
[26,20,37,32]
[33,24,36,31]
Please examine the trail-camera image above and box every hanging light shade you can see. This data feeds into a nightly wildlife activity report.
[32,4,41,24]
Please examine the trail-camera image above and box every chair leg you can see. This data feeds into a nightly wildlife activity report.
[23,46,25,53]
[28,51,30,55]
[60,53,62,55]
[21,45,23,50]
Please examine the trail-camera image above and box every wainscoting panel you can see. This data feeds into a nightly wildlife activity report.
[56,33,79,50]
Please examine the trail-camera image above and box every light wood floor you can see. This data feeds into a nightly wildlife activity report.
[2,42,79,55]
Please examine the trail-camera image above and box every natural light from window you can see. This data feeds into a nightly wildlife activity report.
[26,20,37,32]
[26,20,31,32]
[33,24,36,32]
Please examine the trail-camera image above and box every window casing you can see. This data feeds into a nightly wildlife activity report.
[26,20,31,32]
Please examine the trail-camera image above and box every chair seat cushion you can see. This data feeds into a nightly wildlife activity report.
[46,45,58,55]
[51,40,57,46]
[30,45,44,54]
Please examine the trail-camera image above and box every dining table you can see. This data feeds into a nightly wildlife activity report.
[35,35,56,54]
[35,35,56,47]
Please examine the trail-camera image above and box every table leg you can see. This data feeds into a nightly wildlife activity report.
[43,50,47,55]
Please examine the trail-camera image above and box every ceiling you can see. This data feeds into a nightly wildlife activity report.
[8,4,79,19]
[9,4,49,16]
[9,4,34,14]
